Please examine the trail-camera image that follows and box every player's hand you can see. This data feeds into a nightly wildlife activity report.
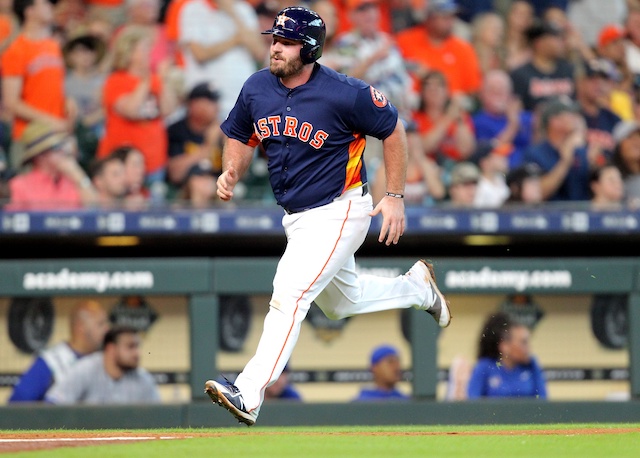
[370,196,406,246]
[216,167,239,201]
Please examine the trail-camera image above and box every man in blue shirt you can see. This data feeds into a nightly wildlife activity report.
[523,96,593,201]
[473,69,533,169]
[576,58,621,161]
[353,345,410,401]
[9,300,109,402]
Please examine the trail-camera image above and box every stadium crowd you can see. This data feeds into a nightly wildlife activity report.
[1,0,640,210]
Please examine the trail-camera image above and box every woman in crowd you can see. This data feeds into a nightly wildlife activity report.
[412,71,476,167]
[97,26,177,188]
[467,312,547,399]
[470,11,505,75]
[503,0,534,70]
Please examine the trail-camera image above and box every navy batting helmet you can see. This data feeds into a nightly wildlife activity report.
[262,6,326,64]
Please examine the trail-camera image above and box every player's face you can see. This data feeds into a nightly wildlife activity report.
[269,36,305,79]
[114,333,141,371]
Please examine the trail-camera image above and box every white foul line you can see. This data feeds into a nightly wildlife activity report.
[0,436,183,443]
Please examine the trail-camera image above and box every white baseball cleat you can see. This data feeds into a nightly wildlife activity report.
[405,260,452,328]
[205,378,255,426]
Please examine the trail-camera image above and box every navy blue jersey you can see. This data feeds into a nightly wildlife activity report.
[221,64,399,212]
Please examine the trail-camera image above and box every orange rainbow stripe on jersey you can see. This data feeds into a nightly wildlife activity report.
[343,132,366,193]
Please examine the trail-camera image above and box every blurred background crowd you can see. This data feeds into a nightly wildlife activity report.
[2,0,640,211]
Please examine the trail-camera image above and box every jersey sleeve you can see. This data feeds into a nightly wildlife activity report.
[220,88,260,147]
[8,357,53,402]
[349,85,398,140]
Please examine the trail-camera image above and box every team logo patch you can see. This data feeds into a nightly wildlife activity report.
[276,14,291,27]
[370,86,388,108]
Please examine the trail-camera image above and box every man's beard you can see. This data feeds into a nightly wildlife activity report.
[270,54,305,78]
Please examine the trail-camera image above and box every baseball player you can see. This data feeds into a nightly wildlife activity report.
[205,6,451,426]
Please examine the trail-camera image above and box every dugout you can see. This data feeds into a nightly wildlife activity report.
[1,257,639,428]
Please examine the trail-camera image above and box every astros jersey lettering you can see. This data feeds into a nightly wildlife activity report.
[221,64,399,212]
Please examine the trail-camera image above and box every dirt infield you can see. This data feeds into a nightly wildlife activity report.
[1,428,639,453]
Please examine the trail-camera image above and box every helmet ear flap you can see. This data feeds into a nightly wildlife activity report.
[301,44,321,64]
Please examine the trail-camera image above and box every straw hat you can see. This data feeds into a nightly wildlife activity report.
[19,121,69,165]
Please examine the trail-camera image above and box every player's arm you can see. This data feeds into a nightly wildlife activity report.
[370,119,407,246]
[216,138,255,201]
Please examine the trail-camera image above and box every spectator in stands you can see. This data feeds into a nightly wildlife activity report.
[84,0,126,28]
[543,5,595,63]
[371,121,445,206]
[1,0,76,169]
[625,6,640,77]
[63,32,108,168]
[523,96,593,201]
[596,24,636,121]
[467,311,547,399]
[472,142,511,208]
[9,300,109,402]
[264,364,302,401]
[331,0,416,119]
[89,154,127,208]
[178,0,264,121]
[118,0,175,75]
[446,161,480,208]
[353,344,409,401]
[163,0,192,69]
[510,20,575,112]
[167,82,223,191]
[97,25,177,187]
[0,0,18,55]
[470,11,505,75]
[503,0,535,71]
[473,69,533,169]
[108,145,149,209]
[413,71,476,165]
[612,120,640,206]
[567,0,628,49]
[590,163,625,210]
[396,0,482,96]
[45,326,161,405]
[175,159,219,208]
[576,59,622,162]
[7,120,97,210]
[504,163,544,205]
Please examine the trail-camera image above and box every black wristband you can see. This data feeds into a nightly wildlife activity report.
[385,192,404,199]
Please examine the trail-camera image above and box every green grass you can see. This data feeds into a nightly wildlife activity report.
[2,424,639,458]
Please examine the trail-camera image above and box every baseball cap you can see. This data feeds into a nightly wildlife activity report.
[525,20,563,44]
[450,162,480,186]
[598,24,626,48]
[539,96,580,129]
[187,82,220,102]
[612,120,640,146]
[346,0,378,11]
[427,0,458,15]
[506,163,542,188]
[370,345,399,367]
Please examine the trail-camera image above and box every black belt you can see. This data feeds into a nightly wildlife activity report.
[284,183,368,215]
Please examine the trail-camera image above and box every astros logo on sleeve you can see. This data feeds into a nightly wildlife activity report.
[370,86,388,108]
